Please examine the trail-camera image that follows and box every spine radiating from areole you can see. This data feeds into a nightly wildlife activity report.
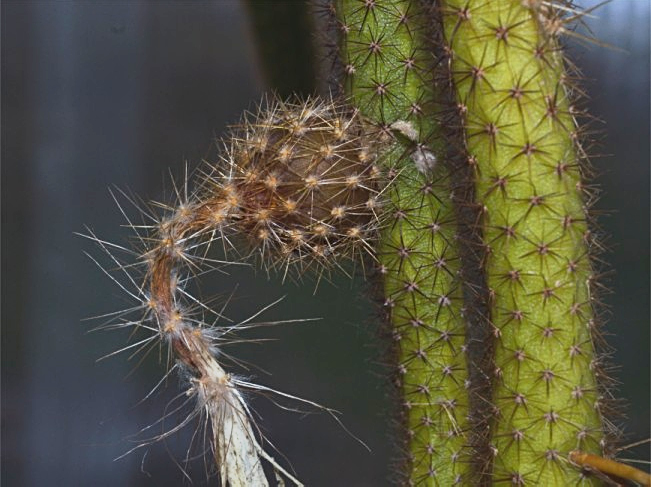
[439,0,606,483]
[332,1,472,483]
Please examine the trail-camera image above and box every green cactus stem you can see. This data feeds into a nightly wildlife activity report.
[439,1,605,484]
[334,1,472,484]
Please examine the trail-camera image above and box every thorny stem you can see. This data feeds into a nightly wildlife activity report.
[334,0,472,484]
[147,203,275,486]
[440,0,606,483]
[125,96,387,485]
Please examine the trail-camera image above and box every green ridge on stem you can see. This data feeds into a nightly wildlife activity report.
[440,1,604,484]
[335,1,471,484]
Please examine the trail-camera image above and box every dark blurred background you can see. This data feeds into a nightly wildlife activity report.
[2,1,648,486]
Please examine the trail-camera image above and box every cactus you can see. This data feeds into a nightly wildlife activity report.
[439,0,606,483]
[333,1,472,484]
[82,1,651,485]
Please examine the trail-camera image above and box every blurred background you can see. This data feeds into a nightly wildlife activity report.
[2,1,648,486]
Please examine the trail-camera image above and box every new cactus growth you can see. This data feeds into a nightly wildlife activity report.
[333,1,472,483]
[84,96,396,485]
[439,0,605,483]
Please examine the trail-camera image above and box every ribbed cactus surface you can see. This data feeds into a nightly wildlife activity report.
[335,1,472,483]
[440,1,604,483]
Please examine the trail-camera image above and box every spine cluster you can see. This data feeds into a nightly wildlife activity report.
[331,0,472,484]
[439,0,606,483]
[199,96,388,278]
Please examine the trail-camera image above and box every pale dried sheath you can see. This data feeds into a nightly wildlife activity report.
[170,319,303,486]
[180,326,268,486]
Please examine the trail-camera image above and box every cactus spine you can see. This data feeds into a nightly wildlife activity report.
[335,1,471,483]
[440,1,604,483]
